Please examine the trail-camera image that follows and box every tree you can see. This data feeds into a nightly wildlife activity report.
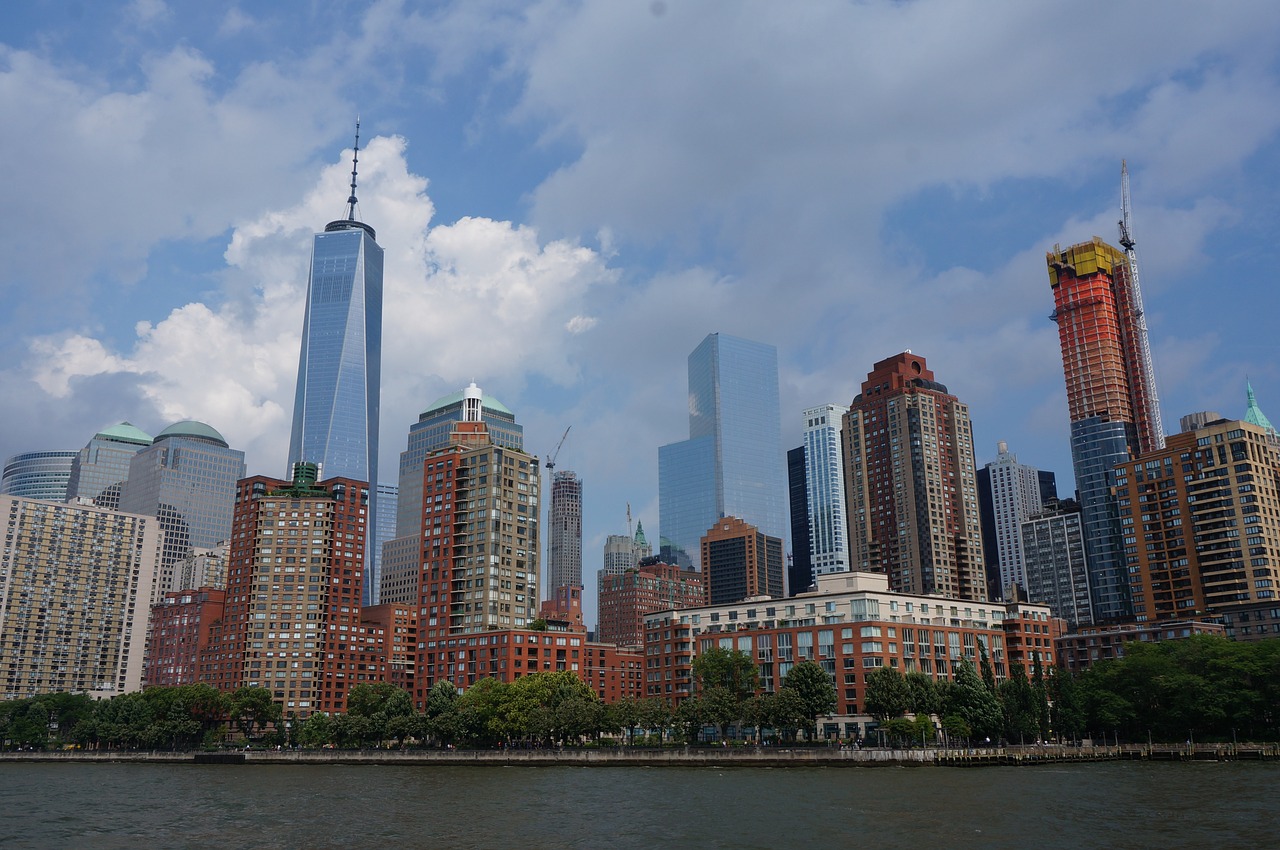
[229,686,281,741]
[997,661,1039,743]
[346,682,413,720]
[701,686,742,743]
[424,680,461,747]
[298,712,333,748]
[1047,666,1085,743]
[636,697,672,745]
[766,688,809,743]
[944,660,1002,742]
[610,697,643,746]
[675,697,706,745]
[904,671,942,717]
[864,666,910,721]
[782,661,837,740]
[692,647,758,701]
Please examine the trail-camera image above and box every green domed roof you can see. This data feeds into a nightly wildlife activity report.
[422,390,513,417]
[155,420,229,448]
[95,421,152,446]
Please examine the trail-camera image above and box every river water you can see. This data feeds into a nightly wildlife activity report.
[2,761,1275,849]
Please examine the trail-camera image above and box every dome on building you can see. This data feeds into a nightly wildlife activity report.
[94,421,153,446]
[422,385,513,417]
[154,420,229,448]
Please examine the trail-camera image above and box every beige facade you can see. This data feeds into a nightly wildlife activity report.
[0,496,159,699]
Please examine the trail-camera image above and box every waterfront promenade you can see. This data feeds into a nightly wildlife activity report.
[3,743,1276,767]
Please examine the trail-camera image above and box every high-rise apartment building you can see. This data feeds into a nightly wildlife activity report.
[803,404,850,578]
[0,496,159,699]
[976,441,1052,599]
[701,516,784,606]
[286,127,384,607]
[547,470,583,595]
[1021,498,1093,628]
[173,543,228,592]
[1047,236,1162,622]
[597,559,702,647]
[0,450,77,502]
[66,422,152,508]
[200,466,380,717]
[842,352,987,601]
[787,446,812,595]
[1115,415,1280,621]
[119,420,246,603]
[144,587,226,688]
[659,333,785,569]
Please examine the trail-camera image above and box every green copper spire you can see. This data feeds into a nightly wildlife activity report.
[634,520,648,547]
[1245,382,1276,435]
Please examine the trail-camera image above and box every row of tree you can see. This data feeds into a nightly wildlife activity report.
[864,635,1280,744]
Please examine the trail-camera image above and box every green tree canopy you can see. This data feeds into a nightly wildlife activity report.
[692,647,758,701]
[864,666,910,721]
[782,661,837,739]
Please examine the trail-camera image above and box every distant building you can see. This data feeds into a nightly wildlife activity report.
[803,404,850,578]
[362,603,418,695]
[0,450,76,502]
[597,559,702,648]
[786,446,812,595]
[842,352,987,601]
[1056,620,1225,674]
[173,543,228,592]
[144,587,226,688]
[370,482,398,606]
[0,496,160,700]
[976,441,1054,599]
[1021,499,1093,629]
[119,420,246,603]
[547,470,583,595]
[66,422,153,509]
[659,333,785,569]
[200,465,380,718]
[701,516,784,606]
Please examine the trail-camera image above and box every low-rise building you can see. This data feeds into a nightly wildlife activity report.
[1054,620,1226,674]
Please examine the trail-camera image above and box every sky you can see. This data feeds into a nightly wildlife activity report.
[2,1,1279,628]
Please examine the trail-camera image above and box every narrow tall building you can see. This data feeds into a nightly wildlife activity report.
[701,516,784,606]
[786,446,812,595]
[659,333,785,569]
[119,420,246,602]
[976,441,1051,599]
[0,496,159,699]
[1021,498,1093,628]
[802,404,849,578]
[287,125,384,607]
[547,470,583,596]
[842,352,986,601]
[1047,235,1160,621]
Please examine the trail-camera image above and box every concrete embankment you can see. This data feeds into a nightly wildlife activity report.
[2,744,1277,767]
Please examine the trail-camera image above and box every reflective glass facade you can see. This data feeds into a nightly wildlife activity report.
[659,333,785,570]
[287,220,383,606]
[802,404,849,577]
[0,451,76,502]
[1070,416,1133,622]
[658,436,717,568]
[67,423,152,509]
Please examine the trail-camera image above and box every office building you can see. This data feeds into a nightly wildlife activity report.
[200,465,381,717]
[1047,236,1162,622]
[547,470,583,595]
[66,422,152,508]
[787,446,812,595]
[0,496,159,699]
[1021,498,1093,628]
[119,420,246,602]
[1,450,76,502]
[597,558,702,648]
[842,352,987,601]
[803,404,850,578]
[659,333,785,569]
[701,516,784,606]
[976,441,1053,599]
[286,126,384,606]
[1114,416,1280,622]
[368,482,398,606]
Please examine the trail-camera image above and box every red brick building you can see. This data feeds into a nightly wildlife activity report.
[597,559,702,648]
[1055,620,1226,674]
[362,603,417,695]
[144,587,225,687]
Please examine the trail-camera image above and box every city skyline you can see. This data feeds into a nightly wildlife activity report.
[2,3,1280,629]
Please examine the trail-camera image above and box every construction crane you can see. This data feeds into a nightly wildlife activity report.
[545,425,571,473]
[1117,160,1165,451]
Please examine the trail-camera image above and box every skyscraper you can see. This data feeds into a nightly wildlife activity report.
[659,333,785,569]
[0,450,77,502]
[286,124,384,606]
[786,446,812,595]
[1021,498,1093,628]
[547,470,583,595]
[1047,235,1160,622]
[975,441,1052,599]
[66,421,152,509]
[119,420,246,602]
[802,403,850,578]
[700,516,784,606]
[842,352,987,601]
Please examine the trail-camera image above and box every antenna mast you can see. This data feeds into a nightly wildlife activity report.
[346,118,361,221]
[1118,160,1165,451]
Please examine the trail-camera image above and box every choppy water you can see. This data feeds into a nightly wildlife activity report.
[1,761,1276,849]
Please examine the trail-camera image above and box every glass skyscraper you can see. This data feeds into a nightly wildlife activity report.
[659,333,785,570]
[66,421,152,509]
[1,450,77,502]
[286,130,384,606]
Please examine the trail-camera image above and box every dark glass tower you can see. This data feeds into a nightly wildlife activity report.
[287,124,384,606]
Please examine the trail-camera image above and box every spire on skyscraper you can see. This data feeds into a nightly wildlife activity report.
[1245,381,1276,436]
[346,117,361,222]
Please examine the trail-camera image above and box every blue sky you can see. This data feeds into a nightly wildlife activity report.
[2,1,1279,627]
